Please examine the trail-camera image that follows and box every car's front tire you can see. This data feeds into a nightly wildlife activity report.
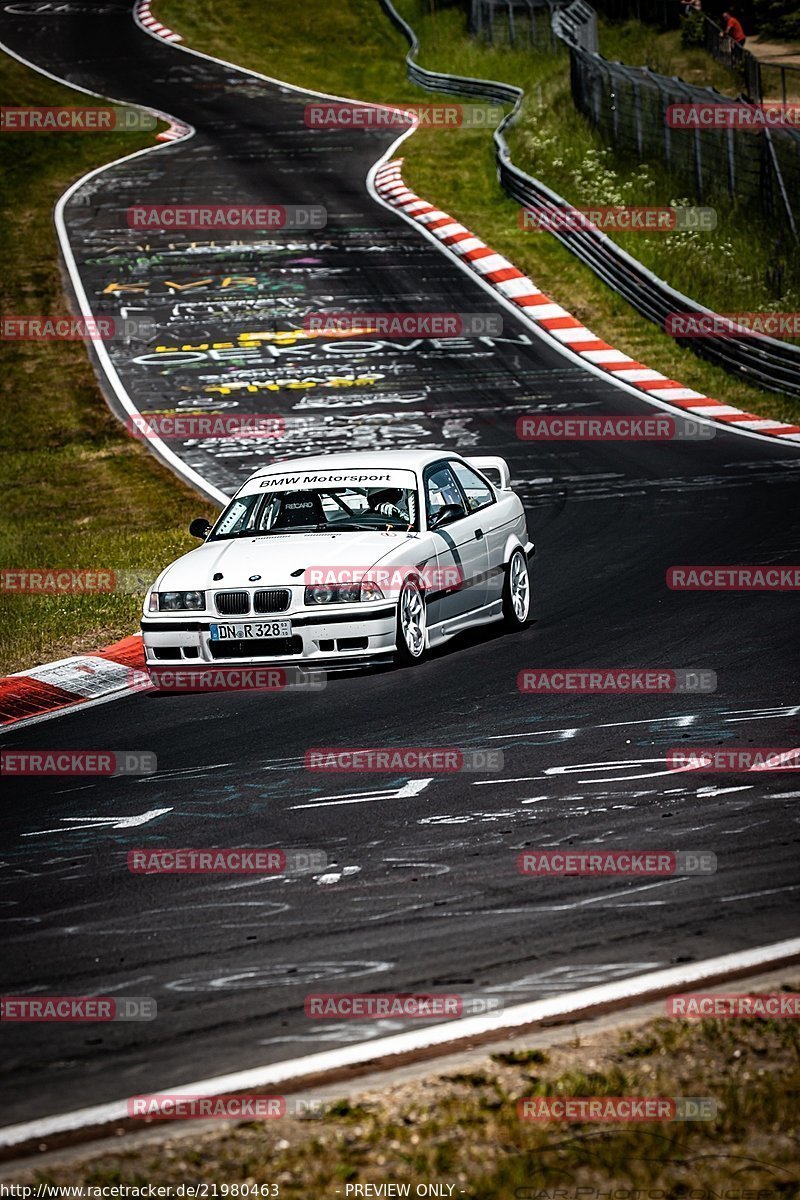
[502,548,532,629]
[395,578,427,665]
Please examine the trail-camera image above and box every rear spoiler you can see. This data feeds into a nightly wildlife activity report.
[465,456,511,491]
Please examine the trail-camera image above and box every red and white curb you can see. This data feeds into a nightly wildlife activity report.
[135,0,186,143]
[134,0,182,43]
[155,117,191,142]
[374,160,800,443]
[0,635,146,728]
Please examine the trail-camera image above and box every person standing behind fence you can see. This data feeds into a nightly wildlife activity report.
[720,11,746,47]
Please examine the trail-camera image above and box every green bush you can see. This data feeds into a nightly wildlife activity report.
[680,11,706,47]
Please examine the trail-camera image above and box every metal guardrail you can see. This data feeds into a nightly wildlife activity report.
[552,0,597,52]
[378,0,800,398]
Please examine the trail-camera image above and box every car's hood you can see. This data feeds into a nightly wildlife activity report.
[154,531,426,590]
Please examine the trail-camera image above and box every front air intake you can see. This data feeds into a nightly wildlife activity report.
[215,591,250,615]
[253,589,291,613]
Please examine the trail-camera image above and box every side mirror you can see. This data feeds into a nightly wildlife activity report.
[189,518,212,540]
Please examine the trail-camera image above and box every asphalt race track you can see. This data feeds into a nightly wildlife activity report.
[0,0,799,1130]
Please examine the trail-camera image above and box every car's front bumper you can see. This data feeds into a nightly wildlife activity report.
[140,603,398,669]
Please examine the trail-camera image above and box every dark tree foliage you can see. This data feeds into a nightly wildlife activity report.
[749,0,800,39]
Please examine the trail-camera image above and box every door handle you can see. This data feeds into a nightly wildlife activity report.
[475,528,484,540]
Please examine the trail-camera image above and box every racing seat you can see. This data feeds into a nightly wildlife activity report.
[272,491,326,529]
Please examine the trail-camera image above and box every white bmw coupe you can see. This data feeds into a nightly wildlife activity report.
[141,450,534,671]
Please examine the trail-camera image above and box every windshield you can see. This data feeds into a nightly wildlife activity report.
[209,483,420,540]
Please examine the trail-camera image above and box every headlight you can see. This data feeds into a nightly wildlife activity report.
[155,590,205,611]
[307,585,335,605]
[360,580,385,602]
[304,583,381,605]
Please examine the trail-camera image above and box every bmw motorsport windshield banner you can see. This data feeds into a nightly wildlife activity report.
[248,468,418,492]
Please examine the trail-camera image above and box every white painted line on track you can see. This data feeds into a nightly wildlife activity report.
[289,778,433,810]
[1,937,798,1150]
[0,38,227,508]
[129,0,800,452]
[2,7,799,730]
[0,10,797,1168]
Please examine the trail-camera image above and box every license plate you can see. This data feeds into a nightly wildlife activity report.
[210,621,292,641]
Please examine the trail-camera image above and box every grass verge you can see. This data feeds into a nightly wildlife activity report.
[3,0,797,673]
[156,0,800,427]
[0,55,218,675]
[6,998,799,1193]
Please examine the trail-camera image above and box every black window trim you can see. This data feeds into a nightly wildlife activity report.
[447,457,497,516]
[422,459,472,531]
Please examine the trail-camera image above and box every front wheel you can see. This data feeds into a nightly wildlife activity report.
[502,548,532,629]
[395,579,427,665]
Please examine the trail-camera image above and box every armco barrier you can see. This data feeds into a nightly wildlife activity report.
[379,0,800,398]
[552,0,597,52]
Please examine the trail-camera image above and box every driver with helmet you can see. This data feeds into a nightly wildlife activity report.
[368,487,416,526]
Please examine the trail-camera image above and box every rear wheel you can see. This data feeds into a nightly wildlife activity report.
[502,548,531,629]
[395,579,427,664]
